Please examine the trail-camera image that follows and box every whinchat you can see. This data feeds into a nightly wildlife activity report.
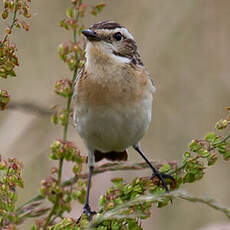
[72,21,172,219]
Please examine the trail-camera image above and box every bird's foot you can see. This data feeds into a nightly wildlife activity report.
[151,171,175,193]
[151,171,175,205]
[83,204,97,220]
[76,204,96,224]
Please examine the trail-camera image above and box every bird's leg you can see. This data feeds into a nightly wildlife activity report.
[133,144,174,193]
[83,165,96,217]
[77,166,96,223]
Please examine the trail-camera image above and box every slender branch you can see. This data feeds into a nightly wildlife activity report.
[1,0,19,45]
[88,190,230,228]
[213,134,230,147]
[43,199,59,227]
[16,160,174,214]
[73,1,82,44]
[16,195,44,213]
[178,191,230,218]
[57,0,82,187]
[58,160,177,188]
[7,101,52,116]
[168,162,186,175]
[43,2,83,227]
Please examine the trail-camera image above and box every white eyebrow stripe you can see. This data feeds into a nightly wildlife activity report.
[100,28,134,40]
[115,27,134,40]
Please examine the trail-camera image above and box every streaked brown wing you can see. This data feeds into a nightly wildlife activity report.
[73,65,85,89]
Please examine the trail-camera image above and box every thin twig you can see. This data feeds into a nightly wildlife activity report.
[1,0,19,45]
[7,101,52,116]
[178,191,230,218]
[43,1,83,227]
[213,134,230,147]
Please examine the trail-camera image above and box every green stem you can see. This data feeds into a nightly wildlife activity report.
[43,199,59,227]
[168,162,187,175]
[1,0,19,45]
[43,2,82,228]
[73,0,82,44]
[213,134,230,147]
[43,75,72,229]
[56,96,72,185]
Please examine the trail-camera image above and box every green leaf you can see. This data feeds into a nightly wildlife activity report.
[111,177,123,189]
[159,163,171,173]
[184,151,191,159]
[95,3,106,12]
[189,140,201,152]
[205,132,217,142]
[111,220,121,230]
[222,150,230,160]
[66,8,74,18]
[207,154,218,166]
[114,197,123,205]
[8,69,16,77]
[99,195,106,207]
[124,184,133,195]
[198,149,209,158]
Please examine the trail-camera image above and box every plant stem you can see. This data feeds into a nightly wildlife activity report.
[43,69,72,230]
[43,100,71,228]
[57,96,71,185]
[168,162,187,175]
[56,0,82,189]
[213,134,230,147]
[16,195,44,213]
[1,0,19,45]
[43,2,82,228]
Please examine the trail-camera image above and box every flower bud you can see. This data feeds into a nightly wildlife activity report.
[5,26,11,34]
[2,9,8,19]
[0,89,10,110]
[55,79,73,97]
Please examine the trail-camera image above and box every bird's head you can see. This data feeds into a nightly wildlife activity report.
[82,21,143,66]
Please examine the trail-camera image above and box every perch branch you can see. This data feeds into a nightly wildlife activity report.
[88,190,230,228]
[16,160,176,214]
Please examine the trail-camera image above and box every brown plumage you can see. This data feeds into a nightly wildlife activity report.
[90,21,122,30]
[73,21,173,220]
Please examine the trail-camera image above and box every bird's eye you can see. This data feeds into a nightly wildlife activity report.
[113,32,123,41]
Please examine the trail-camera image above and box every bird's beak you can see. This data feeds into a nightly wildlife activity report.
[82,29,101,41]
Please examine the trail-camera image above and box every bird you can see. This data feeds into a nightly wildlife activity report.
[72,21,172,220]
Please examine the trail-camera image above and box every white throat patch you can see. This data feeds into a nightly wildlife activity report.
[85,42,131,66]
[111,53,131,64]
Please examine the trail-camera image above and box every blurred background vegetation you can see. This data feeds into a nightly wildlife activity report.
[1,0,230,229]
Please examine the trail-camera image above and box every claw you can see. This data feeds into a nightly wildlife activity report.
[151,172,170,192]
[83,204,96,220]
[76,204,96,224]
[151,172,175,204]
[133,144,175,200]
[151,172,175,185]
